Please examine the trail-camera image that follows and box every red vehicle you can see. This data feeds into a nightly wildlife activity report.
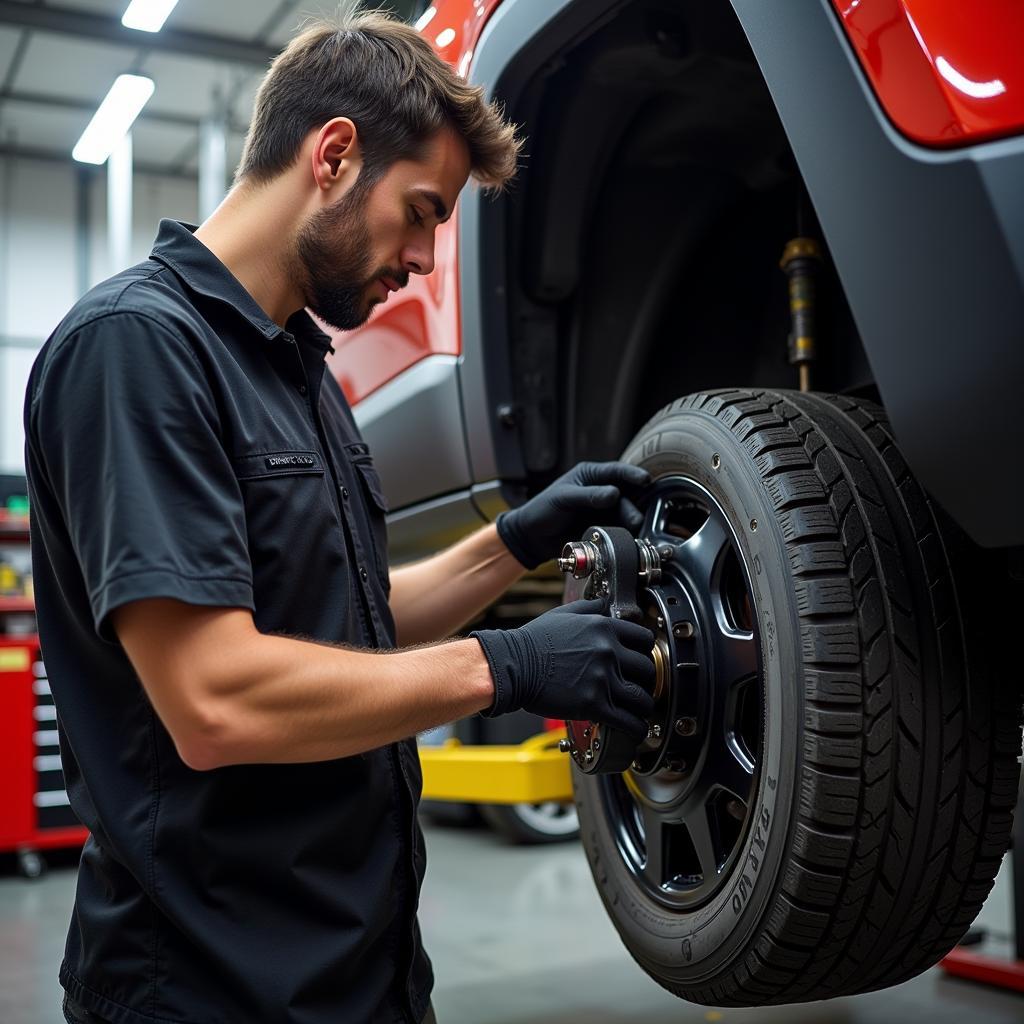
[332,0,1024,1006]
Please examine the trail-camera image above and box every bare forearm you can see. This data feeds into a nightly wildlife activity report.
[208,636,491,766]
[388,523,525,645]
[122,602,496,769]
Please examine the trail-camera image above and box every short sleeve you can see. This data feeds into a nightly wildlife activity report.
[28,312,253,641]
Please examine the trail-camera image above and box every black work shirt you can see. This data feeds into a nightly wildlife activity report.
[24,219,432,1024]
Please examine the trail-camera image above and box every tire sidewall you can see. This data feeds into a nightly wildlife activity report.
[574,408,801,983]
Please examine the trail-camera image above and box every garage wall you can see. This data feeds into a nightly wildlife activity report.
[0,154,200,476]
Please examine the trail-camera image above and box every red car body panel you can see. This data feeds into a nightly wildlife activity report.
[832,0,1024,146]
[325,213,461,405]
[325,0,504,406]
[418,0,506,77]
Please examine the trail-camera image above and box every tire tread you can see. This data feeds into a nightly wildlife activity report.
[616,389,1022,1005]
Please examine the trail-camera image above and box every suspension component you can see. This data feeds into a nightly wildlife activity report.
[780,236,822,392]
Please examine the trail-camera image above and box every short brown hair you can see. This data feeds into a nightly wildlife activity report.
[236,8,521,191]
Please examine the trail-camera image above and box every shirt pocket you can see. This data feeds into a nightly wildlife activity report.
[231,450,340,620]
[344,442,390,590]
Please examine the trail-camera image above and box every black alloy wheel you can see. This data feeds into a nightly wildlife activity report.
[604,477,762,909]
[571,389,1022,1006]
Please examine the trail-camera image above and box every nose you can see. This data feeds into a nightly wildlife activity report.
[401,237,436,277]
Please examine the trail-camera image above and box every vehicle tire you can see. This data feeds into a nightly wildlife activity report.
[17,850,46,879]
[572,388,1022,1005]
[479,801,580,844]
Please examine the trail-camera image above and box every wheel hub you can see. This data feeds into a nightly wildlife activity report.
[559,524,705,779]
[560,477,763,906]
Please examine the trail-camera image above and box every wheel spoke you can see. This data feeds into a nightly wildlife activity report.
[642,496,665,538]
[673,513,730,591]
[640,803,666,888]
[718,744,755,800]
[687,805,719,882]
[712,627,757,687]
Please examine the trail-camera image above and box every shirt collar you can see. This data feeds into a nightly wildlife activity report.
[286,310,335,355]
[150,219,290,343]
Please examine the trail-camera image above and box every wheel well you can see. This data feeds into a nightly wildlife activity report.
[490,0,874,490]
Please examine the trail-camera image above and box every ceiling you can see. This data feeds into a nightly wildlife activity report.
[0,0,426,177]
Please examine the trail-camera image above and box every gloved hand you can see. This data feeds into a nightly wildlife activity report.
[497,461,651,570]
[471,599,656,741]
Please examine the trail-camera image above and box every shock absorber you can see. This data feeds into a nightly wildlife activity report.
[780,236,822,392]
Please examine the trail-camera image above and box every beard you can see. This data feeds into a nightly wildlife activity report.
[294,180,405,331]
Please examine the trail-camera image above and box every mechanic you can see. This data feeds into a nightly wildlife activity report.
[25,11,656,1024]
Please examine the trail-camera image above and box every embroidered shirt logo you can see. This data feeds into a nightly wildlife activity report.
[266,453,317,469]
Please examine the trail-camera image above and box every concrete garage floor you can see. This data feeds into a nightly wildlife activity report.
[1,820,1021,1024]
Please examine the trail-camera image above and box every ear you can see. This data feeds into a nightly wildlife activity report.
[310,117,362,192]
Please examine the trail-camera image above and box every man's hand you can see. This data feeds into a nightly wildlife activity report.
[471,599,656,742]
[496,461,651,570]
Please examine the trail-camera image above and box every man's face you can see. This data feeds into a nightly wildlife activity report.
[295,127,471,330]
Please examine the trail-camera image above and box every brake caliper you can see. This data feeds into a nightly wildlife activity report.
[557,526,672,774]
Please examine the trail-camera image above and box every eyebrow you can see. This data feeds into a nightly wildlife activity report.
[413,189,450,223]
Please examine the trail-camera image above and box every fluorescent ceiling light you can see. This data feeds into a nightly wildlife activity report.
[121,0,179,33]
[72,74,155,165]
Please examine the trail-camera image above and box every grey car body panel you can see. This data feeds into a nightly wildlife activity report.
[471,480,508,522]
[350,356,507,563]
[454,161,500,485]
[386,490,479,565]
[459,0,626,487]
[375,0,616,557]
[387,481,506,564]
[353,354,473,511]
[730,0,1024,547]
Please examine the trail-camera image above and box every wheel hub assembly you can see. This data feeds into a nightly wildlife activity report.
[558,478,763,906]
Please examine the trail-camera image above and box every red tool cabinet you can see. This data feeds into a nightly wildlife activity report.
[0,635,87,876]
[0,512,87,876]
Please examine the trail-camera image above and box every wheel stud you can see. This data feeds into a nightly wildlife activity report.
[558,738,571,753]
[647,723,662,740]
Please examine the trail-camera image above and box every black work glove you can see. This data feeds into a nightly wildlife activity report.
[497,461,651,570]
[471,599,656,742]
